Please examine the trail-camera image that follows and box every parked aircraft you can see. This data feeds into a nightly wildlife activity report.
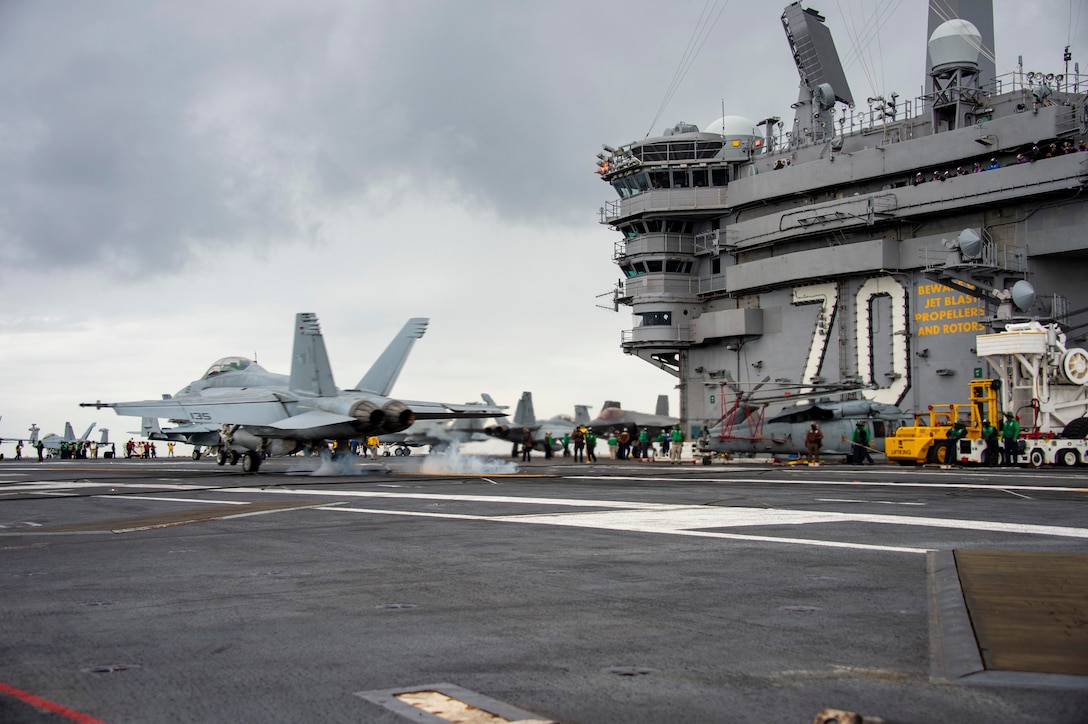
[377,394,507,455]
[141,418,219,459]
[483,391,592,454]
[83,314,505,473]
[0,418,40,446]
[39,423,110,452]
[696,378,911,461]
[584,395,679,438]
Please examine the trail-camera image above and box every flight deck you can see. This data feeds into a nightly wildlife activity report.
[1,455,1085,723]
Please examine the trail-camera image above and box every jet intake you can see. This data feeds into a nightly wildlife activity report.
[381,400,415,433]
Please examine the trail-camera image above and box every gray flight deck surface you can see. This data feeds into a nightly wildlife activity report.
[1,455,1086,723]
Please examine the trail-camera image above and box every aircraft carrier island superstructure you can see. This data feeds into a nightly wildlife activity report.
[596,1,1088,442]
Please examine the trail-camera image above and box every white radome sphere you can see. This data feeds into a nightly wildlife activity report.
[705,115,757,137]
[929,19,982,69]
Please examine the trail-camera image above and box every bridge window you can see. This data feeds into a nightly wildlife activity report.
[650,171,669,189]
[712,168,728,186]
[692,169,709,187]
[665,220,693,234]
[645,219,662,233]
[639,312,673,326]
[665,260,691,273]
[646,260,663,272]
[672,170,689,188]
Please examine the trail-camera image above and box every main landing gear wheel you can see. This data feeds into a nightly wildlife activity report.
[242,450,261,473]
[229,451,240,466]
[192,449,202,460]
[216,449,227,466]
[1029,448,1046,468]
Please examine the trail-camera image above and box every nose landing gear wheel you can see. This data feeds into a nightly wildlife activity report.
[229,451,240,466]
[216,450,227,466]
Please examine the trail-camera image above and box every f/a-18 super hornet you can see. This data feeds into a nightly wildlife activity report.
[40,422,110,452]
[83,314,505,473]
[139,417,220,460]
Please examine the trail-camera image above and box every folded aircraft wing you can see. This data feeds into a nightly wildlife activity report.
[82,390,294,426]
[398,400,508,420]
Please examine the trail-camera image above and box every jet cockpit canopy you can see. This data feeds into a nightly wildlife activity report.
[202,356,254,379]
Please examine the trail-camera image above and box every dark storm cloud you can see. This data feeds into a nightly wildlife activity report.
[0,0,743,277]
[10,0,1007,277]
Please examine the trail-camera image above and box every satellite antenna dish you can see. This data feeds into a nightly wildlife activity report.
[813,83,835,111]
[1010,280,1036,311]
[956,228,983,259]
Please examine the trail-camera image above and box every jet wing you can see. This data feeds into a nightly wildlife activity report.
[400,400,508,420]
[82,390,294,426]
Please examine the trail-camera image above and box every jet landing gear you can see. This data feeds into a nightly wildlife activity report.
[242,450,261,473]
[215,449,241,466]
[191,447,202,460]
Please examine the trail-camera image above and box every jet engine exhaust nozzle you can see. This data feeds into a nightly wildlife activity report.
[381,401,415,434]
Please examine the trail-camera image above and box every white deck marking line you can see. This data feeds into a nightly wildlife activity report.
[237,487,1088,540]
[0,481,207,492]
[99,495,248,505]
[318,505,927,554]
[226,487,669,509]
[817,498,926,506]
[570,476,1088,493]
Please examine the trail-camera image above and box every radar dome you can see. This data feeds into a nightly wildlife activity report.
[705,115,757,138]
[956,228,983,259]
[1011,280,1036,311]
[928,19,982,70]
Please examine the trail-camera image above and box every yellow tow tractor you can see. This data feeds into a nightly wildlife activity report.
[886,379,1001,465]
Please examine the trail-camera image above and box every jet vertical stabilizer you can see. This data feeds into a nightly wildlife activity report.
[78,423,96,442]
[574,405,591,426]
[655,395,670,417]
[513,392,536,427]
[64,422,75,440]
[355,318,429,395]
[289,313,338,397]
[98,429,110,445]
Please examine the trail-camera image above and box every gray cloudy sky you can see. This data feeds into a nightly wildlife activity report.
[0,0,1082,443]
